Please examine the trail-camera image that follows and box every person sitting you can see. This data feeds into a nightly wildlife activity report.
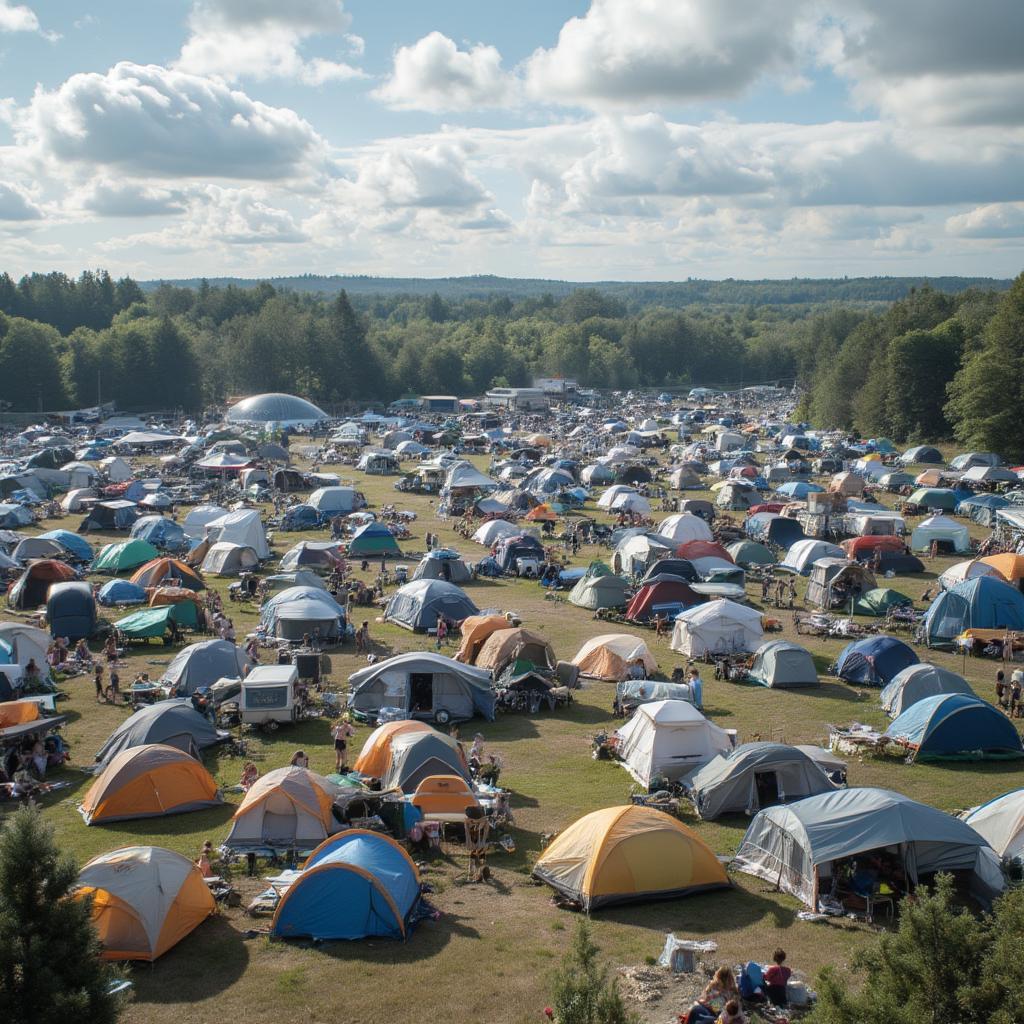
[239,762,259,791]
[290,750,309,769]
[73,638,92,665]
[763,949,791,1006]
[694,966,740,1019]
[626,658,647,681]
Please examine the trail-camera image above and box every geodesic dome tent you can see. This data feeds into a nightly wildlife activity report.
[225,392,328,427]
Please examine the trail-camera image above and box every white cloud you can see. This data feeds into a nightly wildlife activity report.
[76,180,188,218]
[524,0,809,109]
[374,31,515,112]
[16,63,324,180]
[946,203,1024,239]
[0,182,42,220]
[0,1,39,33]
[176,0,363,85]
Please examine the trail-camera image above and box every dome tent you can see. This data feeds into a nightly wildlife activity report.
[832,635,918,686]
[92,539,161,574]
[225,392,328,426]
[80,744,222,824]
[353,720,433,778]
[76,846,215,961]
[683,742,837,820]
[922,576,1024,648]
[747,640,819,688]
[880,663,974,718]
[532,805,729,911]
[384,580,478,632]
[733,788,1005,910]
[161,639,254,697]
[884,693,1023,761]
[46,581,96,640]
[95,699,223,770]
[412,549,472,584]
[569,563,630,611]
[379,728,471,793]
[571,633,658,681]
[271,831,422,942]
[961,789,1024,862]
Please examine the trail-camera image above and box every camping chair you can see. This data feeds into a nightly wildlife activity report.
[554,661,580,689]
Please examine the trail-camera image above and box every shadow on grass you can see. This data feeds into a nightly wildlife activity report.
[791,681,867,703]
[107,801,238,839]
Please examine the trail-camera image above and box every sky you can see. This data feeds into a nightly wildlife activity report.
[0,0,1023,282]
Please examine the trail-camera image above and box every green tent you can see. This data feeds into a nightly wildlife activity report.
[726,541,776,567]
[93,539,160,574]
[852,587,913,617]
[348,522,403,558]
[114,601,197,640]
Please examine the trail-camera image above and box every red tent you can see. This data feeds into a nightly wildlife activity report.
[675,540,734,563]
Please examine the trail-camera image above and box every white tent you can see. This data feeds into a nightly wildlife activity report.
[60,487,97,513]
[961,789,1024,862]
[657,513,713,545]
[204,508,270,560]
[910,515,971,554]
[200,541,259,576]
[471,519,520,547]
[615,700,735,786]
[611,492,651,514]
[670,599,764,657]
[182,504,228,541]
[597,485,636,509]
[939,559,1004,590]
[782,539,845,574]
[308,486,360,515]
[98,456,132,482]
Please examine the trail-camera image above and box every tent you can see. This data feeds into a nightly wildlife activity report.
[379,728,471,793]
[46,581,96,640]
[76,846,215,961]
[7,559,77,609]
[162,639,254,696]
[532,805,728,911]
[412,549,472,584]
[473,628,555,674]
[900,445,943,464]
[0,503,34,528]
[961,790,1024,862]
[829,471,865,496]
[79,500,140,533]
[922,576,1024,647]
[92,539,160,574]
[0,622,51,680]
[726,540,776,567]
[452,614,512,664]
[35,529,92,563]
[571,633,658,681]
[130,515,187,552]
[939,557,1005,591]
[95,699,223,770]
[353,720,434,778]
[97,578,147,606]
[493,533,545,573]
[615,700,735,786]
[884,693,1023,760]
[626,577,703,622]
[852,587,913,616]
[684,743,837,820]
[204,508,270,560]
[880,663,974,718]
[806,559,876,610]
[670,600,763,658]
[224,767,342,852]
[181,505,228,540]
[348,652,495,725]
[715,481,760,510]
[80,744,222,824]
[130,557,205,592]
[832,635,919,686]
[910,515,971,553]
[200,541,259,576]
[279,540,343,573]
[271,831,421,941]
[471,519,520,546]
[657,513,713,545]
[747,640,819,688]
[307,486,361,516]
[115,605,188,642]
[980,553,1024,588]
[568,565,630,610]
[268,594,345,643]
[642,558,699,584]
[732,788,1005,909]
[782,539,845,574]
[11,537,64,562]
[348,522,403,558]
[384,580,479,632]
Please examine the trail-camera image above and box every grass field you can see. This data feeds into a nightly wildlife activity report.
[6,451,1024,1024]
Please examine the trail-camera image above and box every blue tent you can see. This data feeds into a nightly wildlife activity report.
[280,504,320,531]
[776,481,824,499]
[271,831,421,941]
[922,576,1024,648]
[885,693,1024,760]
[0,503,33,529]
[38,529,93,562]
[131,515,187,551]
[832,635,919,686]
[957,494,1010,527]
[97,578,148,606]
[46,581,97,640]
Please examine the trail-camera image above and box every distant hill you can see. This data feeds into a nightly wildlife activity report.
[139,273,1011,308]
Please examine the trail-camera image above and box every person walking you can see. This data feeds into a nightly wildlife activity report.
[332,716,355,771]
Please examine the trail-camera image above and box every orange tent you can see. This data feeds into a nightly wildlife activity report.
[525,503,558,522]
[353,720,432,778]
[453,613,511,663]
[0,700,40,728]
[131,558,205,591]
[147,586,205,609]
[76,846,215,960]
[981,554,1024,586]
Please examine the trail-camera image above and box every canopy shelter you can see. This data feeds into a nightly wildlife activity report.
[615,700,734,787]
[832,635,918,686]
[76,846,215,961]
[571,633,657,681]
[271,831,422,941]
[224,767,342,853]
[348,652,495,725]
[732,787,1005,910]
[683,742,837,821]
[747,640,819,688]
[532,805,728,911]
[80,744,221,824]
[880,663,974,718]
[884,693,1024,761]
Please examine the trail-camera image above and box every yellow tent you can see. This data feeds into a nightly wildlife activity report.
[353,720,433,778]
[79,743,222,825]
[76,846,215,960]
[0,700,41,728]
[453,613,511,663]
[981,553,1024,585]
[533,805,729,911]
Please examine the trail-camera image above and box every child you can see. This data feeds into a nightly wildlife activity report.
[764,949,792,1006]
[196,840,215,878]
[717,1001,746,1024]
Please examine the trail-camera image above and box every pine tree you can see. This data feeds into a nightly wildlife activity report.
[549,920,640,1024]
[0,807,120,1024]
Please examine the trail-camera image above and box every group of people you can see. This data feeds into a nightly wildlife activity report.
[683,952,793,1024]
[760,574,797,609]
[995,668,1024,717]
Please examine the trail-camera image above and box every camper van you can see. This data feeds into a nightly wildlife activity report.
[240,665,299,728]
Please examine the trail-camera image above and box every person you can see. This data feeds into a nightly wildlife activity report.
[361,621,370,652]
[103,634,118,665]
[354,620,366,653]
[196,840,215,878]
[689,666,704,711]
[627,658,646,681]
[700,967,740,1015]
[290,750,309,768]
[23,659,41,689]
[996,670,1008,710]
[245,636,260,663]
[436,615,448,649]
[107,669,120,705]
[332,716,355,771]
[717,1000,746,1024]
[93,664,105,703]
[764,949,791,1006]
[1012,673,1023,719]
[73,638,91,665]
[655,613,668,638]
[469,733,485,771]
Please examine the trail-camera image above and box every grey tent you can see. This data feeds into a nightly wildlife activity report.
[94,699,224,770]
[805,558,876,610]
[384,579,479,631]
[732,787,1005,909]
[348,652,495,726]
[683,742,838,820]
[569,565,630,610]
[412,550,473,584]
[747,640,819,688]
[380,728,472,793]
[161,639,254,696]
[880,663,974,718]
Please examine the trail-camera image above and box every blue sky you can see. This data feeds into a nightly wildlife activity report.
[0,0,1022,281]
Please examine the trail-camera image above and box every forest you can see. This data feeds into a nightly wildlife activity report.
[0,268,1022,458]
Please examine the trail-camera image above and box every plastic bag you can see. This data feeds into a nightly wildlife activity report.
[657,933,719,972]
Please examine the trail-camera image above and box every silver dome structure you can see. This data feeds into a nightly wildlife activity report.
[225,393,329,427]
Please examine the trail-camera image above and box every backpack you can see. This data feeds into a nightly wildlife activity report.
[740,961,765,999]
